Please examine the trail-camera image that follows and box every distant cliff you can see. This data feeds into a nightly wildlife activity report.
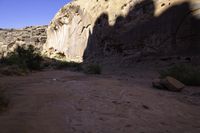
[43,0,200,63]
[0,26,47,58]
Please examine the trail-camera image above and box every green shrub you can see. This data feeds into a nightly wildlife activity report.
[3,45,43,71]
[54,61,82,71]
[84,64,102,74]
[160,64,200,86]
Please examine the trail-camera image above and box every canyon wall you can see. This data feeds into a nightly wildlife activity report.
[0,26,47,57]
[44,0,200,63]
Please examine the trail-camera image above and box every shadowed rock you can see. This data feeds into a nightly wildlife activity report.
[43,0,200,64]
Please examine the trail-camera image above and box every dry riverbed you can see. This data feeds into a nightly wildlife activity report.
[0,70,200,133]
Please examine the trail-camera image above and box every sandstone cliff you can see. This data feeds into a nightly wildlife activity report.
[0,26,47,58]
[44,0,200,63]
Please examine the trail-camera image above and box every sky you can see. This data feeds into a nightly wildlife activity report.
[0,0,71,28]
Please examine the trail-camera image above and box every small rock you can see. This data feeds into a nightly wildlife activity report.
[76,108,83,111]
[99,117,105,121]
[125,124,132,128]
[52,78,57,81]
[152,79,164,89]
[112,101,121,105]
[142,105,150,110]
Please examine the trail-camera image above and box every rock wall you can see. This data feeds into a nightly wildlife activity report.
[44,0,200,63]
[0,26,47,58]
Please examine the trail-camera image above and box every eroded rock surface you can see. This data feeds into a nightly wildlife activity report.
[44,0,200,63]
[0,26,47,57]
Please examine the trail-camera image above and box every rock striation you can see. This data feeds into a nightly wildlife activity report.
[43,0,200,63]
[0,26,47,58]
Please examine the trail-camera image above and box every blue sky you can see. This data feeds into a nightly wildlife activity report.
[0,0,71,28]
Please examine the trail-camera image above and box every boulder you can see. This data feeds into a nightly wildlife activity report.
[162,76,185,92]
[152,76,185,92]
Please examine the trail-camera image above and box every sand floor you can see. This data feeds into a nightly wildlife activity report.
[0,70,200,133]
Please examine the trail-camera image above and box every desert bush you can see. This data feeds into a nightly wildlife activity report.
[0,46,102,75]
[54,61,82,71]
[2,45,43,71]
[160,64,200,86]
[84,64,102,74]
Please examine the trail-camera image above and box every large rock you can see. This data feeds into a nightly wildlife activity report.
[162,76,185,92]
[43,0,200,63]
[152,77,185,92]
